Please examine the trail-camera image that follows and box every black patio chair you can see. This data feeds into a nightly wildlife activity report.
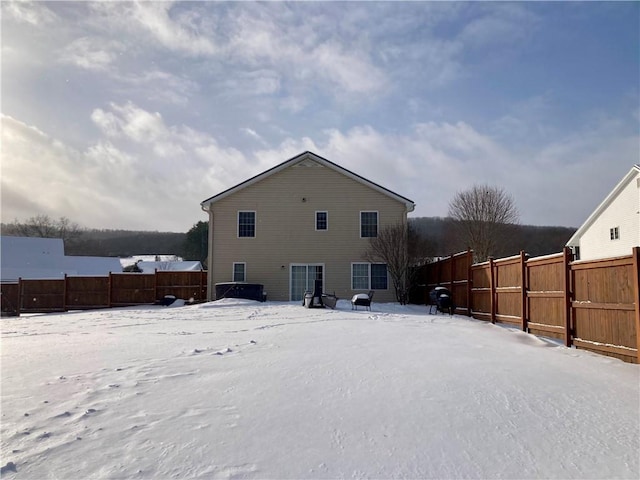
[351,291,374,311]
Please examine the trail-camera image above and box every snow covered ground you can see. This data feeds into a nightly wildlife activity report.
[1,300,638,479]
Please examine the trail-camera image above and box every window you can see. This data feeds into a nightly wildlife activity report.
[351,263,388,290]
[360,211,378,238]
[238,211,256,237]
[316,211,328,231]
[233,263,246,282]
[371,264,388,290]
[610,227,620,240]
[352,263,370,290]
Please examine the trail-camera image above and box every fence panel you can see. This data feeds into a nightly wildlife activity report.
[109,274,156,306]
[20,279,66,313]
[471,262,491,321]
[422,251,472,314]
[571,255,638,363]
[527,253,566,341]
[1,283,20,316]
[155,271,207,302]
[66,276,110,310]
[494,255,524,326]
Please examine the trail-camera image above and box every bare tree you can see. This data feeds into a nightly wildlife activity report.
[364,223,429,304]
[5,215,83,243]
[448,184,519,262]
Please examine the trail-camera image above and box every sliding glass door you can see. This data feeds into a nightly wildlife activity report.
[290,264,324,301]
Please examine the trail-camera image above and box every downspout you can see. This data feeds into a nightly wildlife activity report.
[200,203,214,301]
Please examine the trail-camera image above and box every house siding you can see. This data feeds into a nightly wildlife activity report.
[577,171,640,261]
[206,159,409,302]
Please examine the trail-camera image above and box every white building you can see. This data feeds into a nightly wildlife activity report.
[0,236,122,281]
[566,165,640,261]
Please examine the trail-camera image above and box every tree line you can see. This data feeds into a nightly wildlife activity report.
[2,209,574,268]
[1,215,209,263]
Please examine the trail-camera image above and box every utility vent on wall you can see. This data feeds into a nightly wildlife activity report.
[296,159,323,168]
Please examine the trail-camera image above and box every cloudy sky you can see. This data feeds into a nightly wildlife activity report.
[2,1,638,232]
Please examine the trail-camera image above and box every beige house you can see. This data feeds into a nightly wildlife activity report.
[200,151,415,302]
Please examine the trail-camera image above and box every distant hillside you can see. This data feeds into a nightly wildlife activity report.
[67,230,187,257]
[409,217,576,259]
[3,219,575,261]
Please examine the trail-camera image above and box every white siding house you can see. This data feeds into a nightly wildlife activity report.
[566,165,640,261]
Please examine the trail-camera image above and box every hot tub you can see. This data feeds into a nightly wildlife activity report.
[215,282,266,302]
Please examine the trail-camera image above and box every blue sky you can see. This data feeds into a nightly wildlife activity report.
[2,1,638,232]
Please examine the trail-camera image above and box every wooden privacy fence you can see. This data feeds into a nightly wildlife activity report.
[1,270,208,316]
[421,247,640,364]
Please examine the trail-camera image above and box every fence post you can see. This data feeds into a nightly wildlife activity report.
[520,250,527,332]
[17,277,22,316]
[108,272,113,308]
[632,247,640,363]
[466,249,473,317]
[489,257,496,324]
[63,274,68,312]
[563,246,573,348]
[154,269,159,303]
[450,252,455,293]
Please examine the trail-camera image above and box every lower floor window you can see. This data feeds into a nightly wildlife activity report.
[233,262,246,282]
[352,263,388,290]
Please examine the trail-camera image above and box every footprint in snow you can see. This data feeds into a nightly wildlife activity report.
[1,462,17,475]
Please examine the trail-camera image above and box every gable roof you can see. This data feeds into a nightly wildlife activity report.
[1,236,67,281]
[200,151,415,212]
[566,164,640,246]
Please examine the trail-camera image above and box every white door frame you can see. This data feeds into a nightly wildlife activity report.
[289,263,325,301]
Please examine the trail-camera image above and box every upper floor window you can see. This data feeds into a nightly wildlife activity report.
[316,211,328,231]
[360,211,378,238]
[233,262,246,282]
[610,227,620,240]
[238,211,256,237]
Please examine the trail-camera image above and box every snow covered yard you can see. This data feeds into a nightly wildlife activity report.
[1,300,638,480]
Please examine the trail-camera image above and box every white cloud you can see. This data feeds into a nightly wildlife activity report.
[59,37,124,71]
[458,3,539,50]
[90,1,217,57]
[91,102,167,143]
[2,0,58,26]
[226,7,389,96]
[1,112,245,231]
[241,128,268,147]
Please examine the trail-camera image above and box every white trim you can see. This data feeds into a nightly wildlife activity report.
[237,210,256,238]
[289,263,325,301]
[315,210,328,231]
[359,210,379,238]
[232,262,246,282]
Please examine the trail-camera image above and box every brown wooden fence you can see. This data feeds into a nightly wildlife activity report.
[420,247,640,364]
[1,271,208,316]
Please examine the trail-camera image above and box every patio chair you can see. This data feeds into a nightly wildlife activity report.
[351,291,374,311]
